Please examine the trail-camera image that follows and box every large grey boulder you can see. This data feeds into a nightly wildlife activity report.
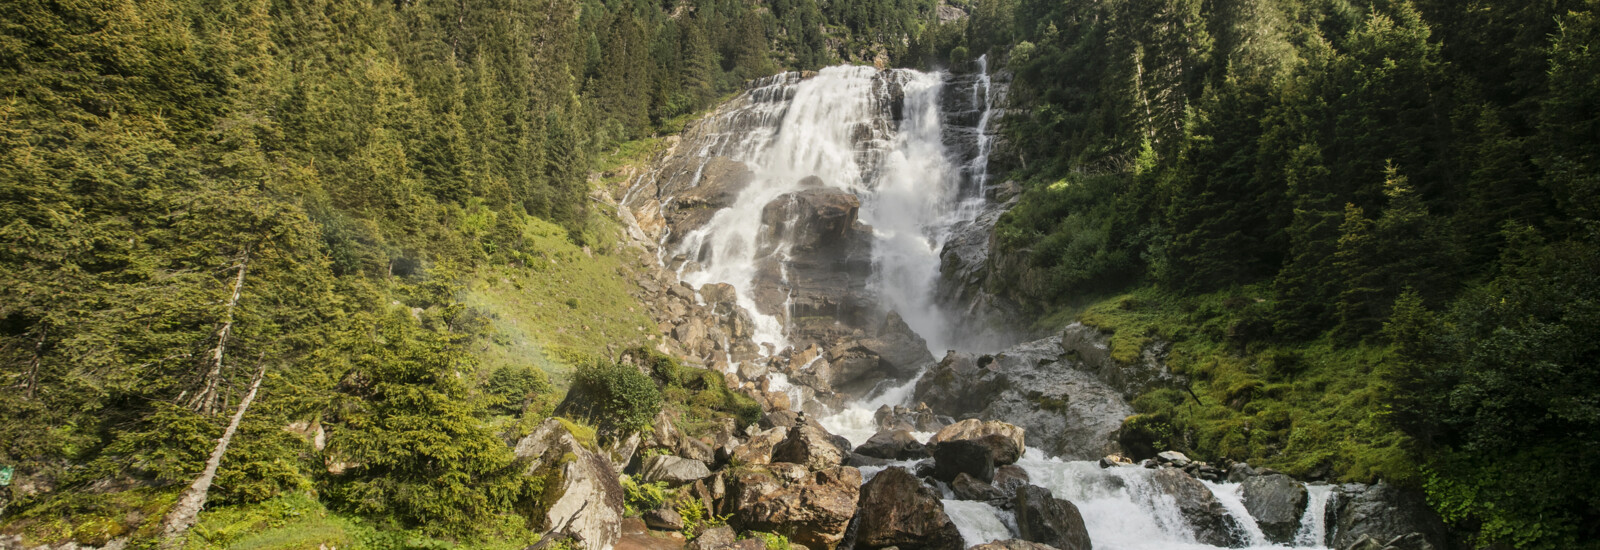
[1148,468,1247,548]
[731,426,788,466]
[1325,482,1450,550]
[874,403,952,432]
[1012,485,1093,550]
[854,429,929,461]
[1242,473,1309,544]
[914,334,1136,460]
[853,467,965,550]
[515,419,626,550]
[640,455,712,487]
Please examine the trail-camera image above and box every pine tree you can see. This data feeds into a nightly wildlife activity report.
[1333,203,1382,341]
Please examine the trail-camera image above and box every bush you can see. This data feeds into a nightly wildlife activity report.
[564,358,662,441]
[620,475,670,516]
[485,365,551,416]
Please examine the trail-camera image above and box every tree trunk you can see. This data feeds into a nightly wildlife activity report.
[23,327,44,399]
[160,359,267,550]
[188,253,249,414]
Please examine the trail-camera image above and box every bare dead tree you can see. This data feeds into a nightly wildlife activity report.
[159,356,267,550]
[23,326,45,399]
[187,251,250,415]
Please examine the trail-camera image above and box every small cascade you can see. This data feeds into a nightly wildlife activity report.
[1295,485,1334,546]
[821,387,1336,550]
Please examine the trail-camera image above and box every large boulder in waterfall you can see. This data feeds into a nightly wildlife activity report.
[760,187,862,252]
[771,420,850,471]
[1242,473,1309,544]
[826,313,936,394]
[853,467,965,550]
[914,331,1139,460]
[514,419,625,549]
[874,403,953,432]
[932,438,996,483]
[750,187,875,326]
[729,462,862,549]
[640,455,713,487]
[1148,468,1248,548]
[854,429,929,461]
[994,464,1032,494]
[928,419,1026,465]
[1325,482,1450,550]
[1012,485,1093,550]
[951,472,1008,503]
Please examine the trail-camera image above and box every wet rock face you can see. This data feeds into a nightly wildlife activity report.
[1012,485,1094,550]
[1242,473,1309,544]
[915,333,1137,459]
[658,157,755,247]
[853,467,965,550]
[729,463,862,549]
[951,472,1009,503]
[1325,482,1450,550]
[1148,468,1248,548]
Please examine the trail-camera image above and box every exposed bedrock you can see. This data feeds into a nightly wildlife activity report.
[914,323,1186,459]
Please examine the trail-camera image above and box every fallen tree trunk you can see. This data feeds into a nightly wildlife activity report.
[160,359,267,550]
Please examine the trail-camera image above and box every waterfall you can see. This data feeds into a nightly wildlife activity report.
[642,61,1333,549]
[666,64,988,355]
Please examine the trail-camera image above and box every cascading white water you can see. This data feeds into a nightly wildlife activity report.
[668,64,986,355]
[659,61,1332,550]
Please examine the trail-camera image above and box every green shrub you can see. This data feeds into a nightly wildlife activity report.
[620,475,671,516]
[565,358,662,441]
[749,532,794,550]
[485,364,551,416]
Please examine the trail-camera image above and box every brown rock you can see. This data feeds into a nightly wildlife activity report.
[928,419,1026,465]
[854,467,964,550]
[732,426,789,466]
[730,464,862,549]
[772,421,847,471]
[1013,485,1092,550]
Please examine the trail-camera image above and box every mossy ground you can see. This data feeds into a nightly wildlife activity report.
[1070,285,1415,483]
[462,215,657,388]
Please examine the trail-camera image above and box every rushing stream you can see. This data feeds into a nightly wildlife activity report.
[641,60,1333,549]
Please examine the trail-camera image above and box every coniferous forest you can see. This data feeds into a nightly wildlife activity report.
[1,0,1597,549]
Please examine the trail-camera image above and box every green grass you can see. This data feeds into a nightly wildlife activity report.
[462,216,657,387]
[186,494,352,550]
[1073,285,1415,483]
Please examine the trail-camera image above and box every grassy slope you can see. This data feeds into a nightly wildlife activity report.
[3,136,677,550]
[1064,285,1413,483]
